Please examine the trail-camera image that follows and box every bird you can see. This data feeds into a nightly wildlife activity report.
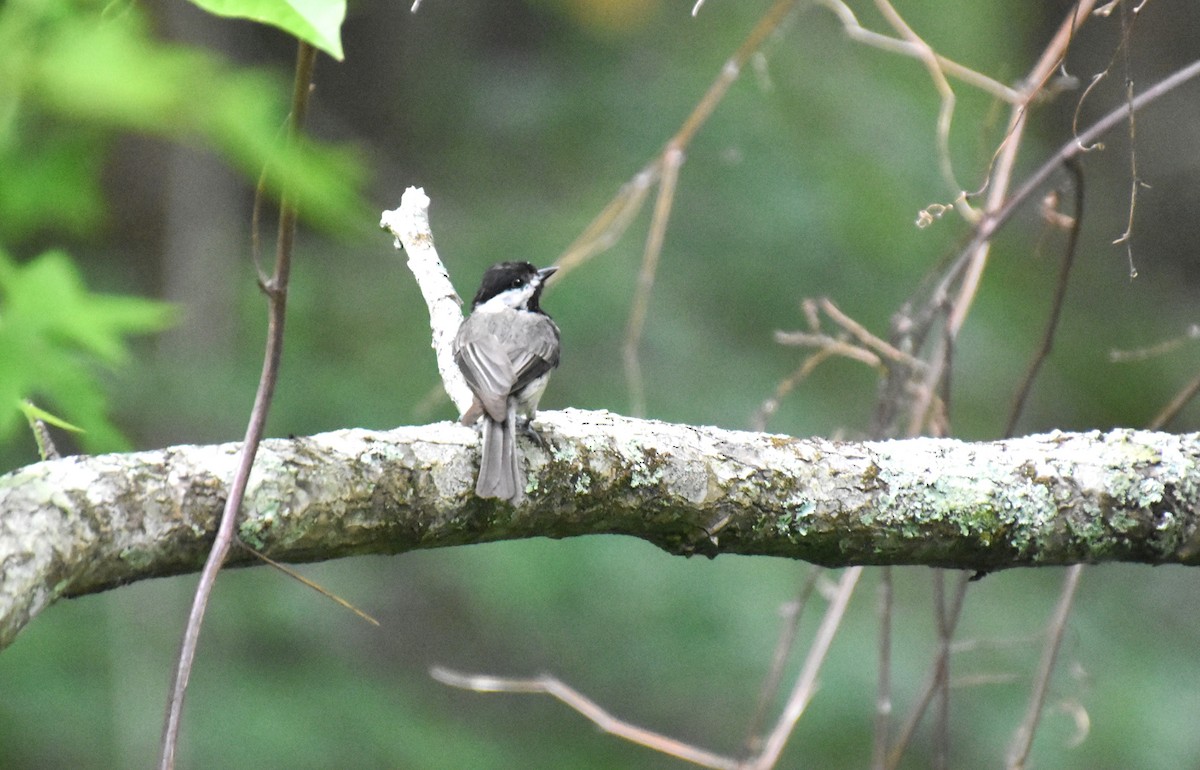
[453,261,561,503]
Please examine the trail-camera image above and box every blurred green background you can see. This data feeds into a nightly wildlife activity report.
[3,0,1200,767]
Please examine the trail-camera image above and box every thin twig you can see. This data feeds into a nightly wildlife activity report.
[948,0,1098,337]
[970,56,1200,282]
[234,541,380,627]
[819,298,924,367]
[430,668,742,770]
[742,568,823,755]
[931,570,951,770]
[873,0,966,204]
[871,567,893,770]
[158,41,318,770]
[749,566,863,770]
[615,0,803,413]
[1069,0,1147,278]
[1147,369,1200,431]
[815,0,1021,104]
[774,331,883,368]
[623,147,682,416]
[1111,1,1146,279]
[885,572,971,770]
[757,297,928,431]
[433,568,861,770]
[1003,159,1084,438]
[1110,323,1200,362]
[750,347,838,431]
[556,0,803,277]
[1005,564,1084,770]
[900,51,1200,440]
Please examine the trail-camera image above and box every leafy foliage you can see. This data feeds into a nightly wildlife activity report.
[0,0,369,456]
[186,0,347,60]
[0,0,366,236]
[0,248,175,452]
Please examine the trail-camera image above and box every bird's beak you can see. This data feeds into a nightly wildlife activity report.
[537,266,559,284]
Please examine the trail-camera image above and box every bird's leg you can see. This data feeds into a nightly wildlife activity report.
[518,416,549,450]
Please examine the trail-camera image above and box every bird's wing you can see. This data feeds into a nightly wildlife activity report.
[455,311,560,421]
[508,314,561,393]
[455,327,516,422]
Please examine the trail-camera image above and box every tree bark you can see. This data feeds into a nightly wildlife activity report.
[2,408,1198,649]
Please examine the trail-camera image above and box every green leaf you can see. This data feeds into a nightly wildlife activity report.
[18,399,84,433]
[185,0,346,60]
[1,1,368,235]
[0,248,177,453]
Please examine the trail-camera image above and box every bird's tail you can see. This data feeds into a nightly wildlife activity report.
[477,409,523,503]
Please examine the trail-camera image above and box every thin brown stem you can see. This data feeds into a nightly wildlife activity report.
[874,0,964,198]
[815,0,1021,104]
[871,567,893,770]
[1005,565,1084,769]
[898,54,1200,442]
[1003,159,1084,438]
[971,57,1200,277]
[234,541,380,627]
[157,41,317,770]
[742,567,823,755]
[556,0,803,276]
[623,148,681,416]
[1148,370,1200,430]
[750,567,863,770]
[885,572,971,770]
[750,347,838,432]
[430,668,742,770]
[931,570,951,770]
[950,0,1096,329]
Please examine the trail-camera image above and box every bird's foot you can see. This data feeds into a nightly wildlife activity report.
[518,417,549,451]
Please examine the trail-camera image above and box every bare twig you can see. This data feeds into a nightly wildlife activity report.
[885,572,972,770]
[430,668,742,770]
[1069,1,1149,277]
[380,187,472,415]
[891,52,1200,441]
[1005,564,1084,770]
[1111,1,1147,279]
[623,147,682,416]
[949,0,1098,337]
[969,56,1200,281]
[931,570,952,770]
[758,297,928,431]
[750,346,839,431]
[815,0,1021,104]
[158,41,318,770]
[556,0,802,278]
[749,566,863,770]
[1110,323,1200,362]
[610,0,803,413]
[774,331,883,368]
[871,567,894,770]
[1148,370,1200,430]
[234,541,379,627]
[1003,159,1084,438]
[873,0,967,207]
[430,568,862,770]
[742,567,824,755]
[818,298,923,367]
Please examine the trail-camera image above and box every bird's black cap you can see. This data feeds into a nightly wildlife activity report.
[470,261,557,312]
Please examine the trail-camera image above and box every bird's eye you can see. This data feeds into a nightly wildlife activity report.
[510,278,523,288]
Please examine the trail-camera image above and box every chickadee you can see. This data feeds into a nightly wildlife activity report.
[453,261,560,503]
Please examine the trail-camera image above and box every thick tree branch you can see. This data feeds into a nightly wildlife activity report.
[2,410,1198,649]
